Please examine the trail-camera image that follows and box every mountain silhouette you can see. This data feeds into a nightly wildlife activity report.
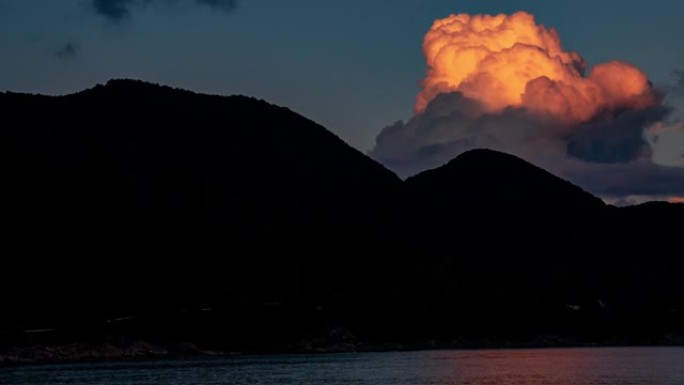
[405,148,605,280]
[1,79,405,349]
[403,149,683,344]
[407,148,605,210]
[1,80,683,359]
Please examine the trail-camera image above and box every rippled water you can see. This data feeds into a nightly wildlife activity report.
[3,347,684,385]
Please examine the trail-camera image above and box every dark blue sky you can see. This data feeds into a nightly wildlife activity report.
[1,0,682,151]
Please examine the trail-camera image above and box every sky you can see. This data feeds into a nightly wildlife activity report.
[1,0,684,202]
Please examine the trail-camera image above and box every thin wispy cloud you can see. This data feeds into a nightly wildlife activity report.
[91,0,239,22]
[55,42,80,60]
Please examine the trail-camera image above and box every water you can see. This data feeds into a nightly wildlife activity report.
[2,347,684,385]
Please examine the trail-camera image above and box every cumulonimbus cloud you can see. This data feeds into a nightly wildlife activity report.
[415,13,657,120]
[92,0,238,21]
[371,11,684,202]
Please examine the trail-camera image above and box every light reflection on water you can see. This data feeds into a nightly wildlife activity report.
[2,347,684,385]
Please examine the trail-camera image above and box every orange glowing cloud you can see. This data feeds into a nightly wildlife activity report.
[417,11,658,124]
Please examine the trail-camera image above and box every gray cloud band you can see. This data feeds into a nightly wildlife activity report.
[370,90,684,199]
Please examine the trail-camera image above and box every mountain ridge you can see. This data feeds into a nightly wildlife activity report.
[1,79,683,360]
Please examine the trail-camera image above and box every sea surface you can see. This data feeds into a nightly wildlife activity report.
[2,347,684,385]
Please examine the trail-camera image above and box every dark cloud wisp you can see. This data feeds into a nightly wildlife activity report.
[55,42,81,60]
[91,0,239,21]
[93,0,134,21]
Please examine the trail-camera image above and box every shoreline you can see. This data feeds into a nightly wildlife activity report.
[3,338,684,368]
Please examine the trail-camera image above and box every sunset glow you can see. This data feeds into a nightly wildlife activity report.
[417,11,658,125]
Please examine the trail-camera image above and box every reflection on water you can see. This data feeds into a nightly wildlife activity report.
[2,347,684,385]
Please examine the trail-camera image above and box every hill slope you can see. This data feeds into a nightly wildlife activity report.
[1,80,683,356]
[404,149,683,343]
[405,148,605,261]
[1,80,405,348]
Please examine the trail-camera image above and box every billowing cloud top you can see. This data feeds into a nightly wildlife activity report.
[417,12,657,124]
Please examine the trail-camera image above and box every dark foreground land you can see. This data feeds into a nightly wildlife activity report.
[2,80,683,365]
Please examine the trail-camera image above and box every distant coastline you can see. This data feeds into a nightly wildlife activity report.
[5,335,684,367]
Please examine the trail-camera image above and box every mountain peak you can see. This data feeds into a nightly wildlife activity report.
[407,148,605,211]
[446,148,551,174]
[75,78,195,98]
